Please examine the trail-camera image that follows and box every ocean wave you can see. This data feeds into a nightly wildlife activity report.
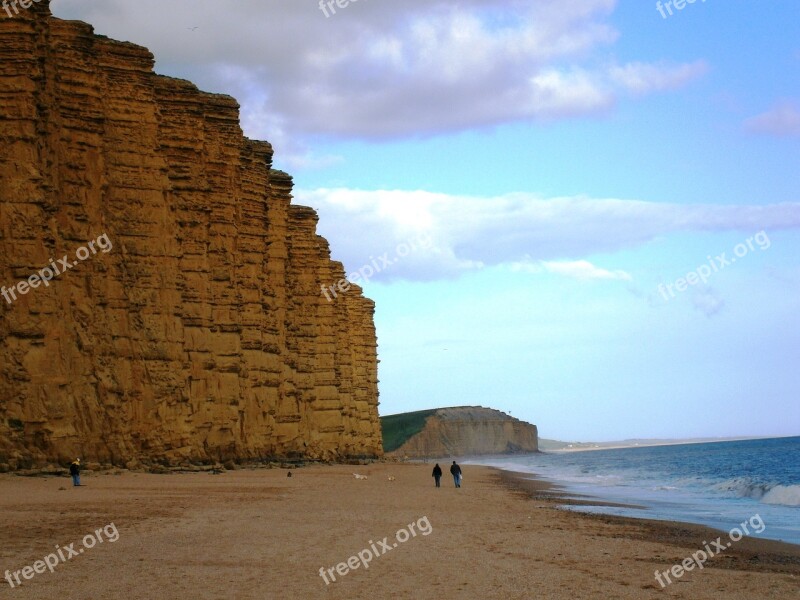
[714,478,800,506]
[762,485,800,506]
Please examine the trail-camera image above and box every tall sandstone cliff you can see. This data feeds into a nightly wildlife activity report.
[388,407,539,458]
[0,2,382,469]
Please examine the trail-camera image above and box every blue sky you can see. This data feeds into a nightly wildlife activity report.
[53,0,800,441]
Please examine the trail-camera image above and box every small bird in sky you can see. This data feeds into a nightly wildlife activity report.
[187,26,199,31]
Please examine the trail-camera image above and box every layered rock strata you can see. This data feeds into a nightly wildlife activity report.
[0,2,382,469]
[388,407,539,458]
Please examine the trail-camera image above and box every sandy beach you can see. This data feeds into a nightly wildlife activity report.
[0,463,797,599]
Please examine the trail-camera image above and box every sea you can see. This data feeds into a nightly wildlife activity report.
[468,436,800,545]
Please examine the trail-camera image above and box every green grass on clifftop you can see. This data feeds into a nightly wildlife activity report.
[380,409,437,453]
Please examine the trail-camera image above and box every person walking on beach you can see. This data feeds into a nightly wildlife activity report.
[432,463,443,488]
[450,461,462,488]
[69,458,81,487]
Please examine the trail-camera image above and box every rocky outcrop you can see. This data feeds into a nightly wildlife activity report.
[387,407,538,458]
[0,1,382,469]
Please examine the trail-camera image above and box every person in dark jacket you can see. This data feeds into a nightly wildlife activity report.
[450,461,462,488]
[431,463,443,488]
[69,458,81,487]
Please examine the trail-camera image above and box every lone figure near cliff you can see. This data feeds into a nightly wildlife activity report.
[69,458,81,487]
[432,463,442,487]
[450,461,462,488]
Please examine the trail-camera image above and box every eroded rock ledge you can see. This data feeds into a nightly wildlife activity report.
[0,1,382,469]
[385,407,539,458]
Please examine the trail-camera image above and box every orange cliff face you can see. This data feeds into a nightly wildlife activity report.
[0,1,382,469]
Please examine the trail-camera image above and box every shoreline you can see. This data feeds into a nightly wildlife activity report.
[468,452,800,548]
[1,463,798,599]
[495,468,800,573]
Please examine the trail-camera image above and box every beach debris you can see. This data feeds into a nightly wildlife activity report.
[388,476,396,481]
[353,473,368,480]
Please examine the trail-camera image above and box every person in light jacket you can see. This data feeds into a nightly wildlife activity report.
[450,461,462,488]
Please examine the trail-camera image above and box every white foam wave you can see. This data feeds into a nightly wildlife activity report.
[761,485,800,507]
[713,478,800,506]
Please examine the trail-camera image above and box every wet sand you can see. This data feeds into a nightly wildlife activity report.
[0,463,798,599]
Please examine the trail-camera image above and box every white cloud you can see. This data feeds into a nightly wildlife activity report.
[51,0,707,156]
[544,260,632,281]
[296,188,800,282]
[609,61,709,95]
[511,259,632,281]
[744,101,800,137]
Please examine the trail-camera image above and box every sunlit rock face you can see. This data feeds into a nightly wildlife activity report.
[0,2,382,469]
[390,407,539,458]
